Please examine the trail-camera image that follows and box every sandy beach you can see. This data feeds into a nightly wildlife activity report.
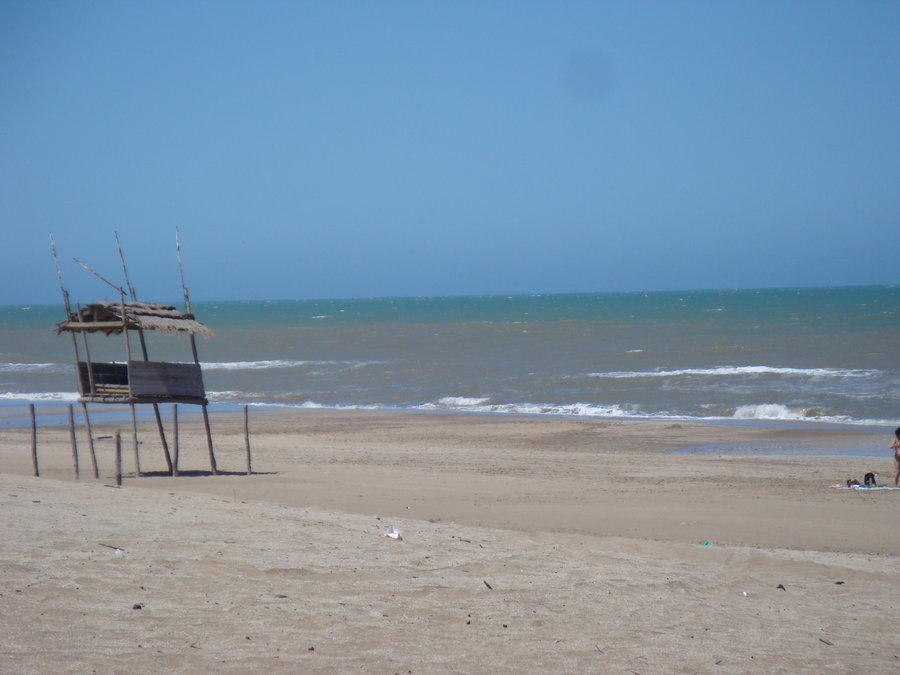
[1,409,898,672]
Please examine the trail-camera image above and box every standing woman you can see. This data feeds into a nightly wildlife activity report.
[892,427,900,487]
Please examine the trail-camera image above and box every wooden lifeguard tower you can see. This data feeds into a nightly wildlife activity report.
[51,231,218,477]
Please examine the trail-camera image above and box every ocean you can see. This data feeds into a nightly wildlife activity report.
[1,286,898,429]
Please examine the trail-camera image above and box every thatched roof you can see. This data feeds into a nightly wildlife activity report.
[56,301,212,338]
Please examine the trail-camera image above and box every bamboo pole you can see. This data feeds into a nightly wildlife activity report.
[81,402,99,479]
[244,404,251,476]
[68,404,79,479]
[136,327,174,475]
[193,335,218,475]
[148,385,173,474]
[29,404,38,477]
[76,303,96,398]
[116,232,173,476]
[129,403,141,476]
[172,404,179,477]
[115,431,122,486]
[177,230,218,475]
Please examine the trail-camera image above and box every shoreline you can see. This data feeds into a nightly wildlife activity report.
[0,399,895,449]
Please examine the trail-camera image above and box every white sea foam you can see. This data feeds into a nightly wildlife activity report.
[0,359,376,373]
[418,398,638,418]
[200,359,377,370]
[587,366,877,379]
[732,404,813,420]
[206,393,898,426]
[0,391,79,401]
[436,396,493,407]
[727,403,899,425]
[0,362,70,374]
[243,401,381,411]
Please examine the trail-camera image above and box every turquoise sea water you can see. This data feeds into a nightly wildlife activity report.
[1,286,898,429]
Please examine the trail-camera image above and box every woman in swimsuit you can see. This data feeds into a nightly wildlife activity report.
[892,427,900,487]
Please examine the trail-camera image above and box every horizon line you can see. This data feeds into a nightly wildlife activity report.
[4,282,895,309]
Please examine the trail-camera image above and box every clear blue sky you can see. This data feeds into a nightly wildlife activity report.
[2,1,898,304]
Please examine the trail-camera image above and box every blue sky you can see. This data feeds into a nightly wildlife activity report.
[1,1,898,304]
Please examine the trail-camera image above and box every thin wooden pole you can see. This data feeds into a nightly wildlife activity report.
[115,431,122,486]
[49,236,85,418]
[76,303,96,398]
[176,231,218,476]
[201,403,218,475]
[148,387,173,474]
[172,404,179,477]
[192,336,218,475]
[81,402,99,479]
[120,291,133,380]
[116,233,173,476]
[129,403,141,476]
[29,404,38,477]
[244,405,251,476]
[68,403,79,480]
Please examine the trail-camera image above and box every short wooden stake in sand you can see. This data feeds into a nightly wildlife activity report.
[67,403,79,479]
[115,431,122,486]
[129,403,141,476]
[244,404,252,475]
[29,403,39,477]
[81,402,99,479]
[172,404,179,477]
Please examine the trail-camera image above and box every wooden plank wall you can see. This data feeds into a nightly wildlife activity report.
[128,361,205,399]
[77,362,129,391]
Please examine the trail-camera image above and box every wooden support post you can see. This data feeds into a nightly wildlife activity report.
[115,431,122,486]
[172,404,179,477]
[68,403,79,479]
[77,303,96,397]
[152,403,173,475]
[116,234,173,475]
[136,328,173,475]
[201,404,218,475]
[129,403,141,476]
[81,402,99,479]
[244,405,251,476]
[29,404,38,477]
[191,333,217,475]
[176,230,217,475]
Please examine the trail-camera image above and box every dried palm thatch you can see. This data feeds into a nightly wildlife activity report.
[56,300,213,338]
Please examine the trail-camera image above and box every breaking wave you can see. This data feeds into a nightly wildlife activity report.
[0,391,79,401]
[0,360,380,374]
[0,362,70,374]
[200,359,379,370]
[587,365,877,379]
[415,397,897,426]
[435,396,494,407]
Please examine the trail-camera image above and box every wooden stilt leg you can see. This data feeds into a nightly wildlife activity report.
[68,403,79,480]
[29,403,39,477]
[244,405,251,476]
[201,404,218,475]
[115,431,122,486]
[129,403,141,476]
[152,402,173,475]
[81,402,99,479]
[172,404,179,477]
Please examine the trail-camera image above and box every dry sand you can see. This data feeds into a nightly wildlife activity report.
[1,409,898,672]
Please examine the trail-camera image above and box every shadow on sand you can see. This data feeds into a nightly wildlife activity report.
[138,470,279,477]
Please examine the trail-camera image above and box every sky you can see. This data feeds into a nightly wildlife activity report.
[1,1,898,304]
